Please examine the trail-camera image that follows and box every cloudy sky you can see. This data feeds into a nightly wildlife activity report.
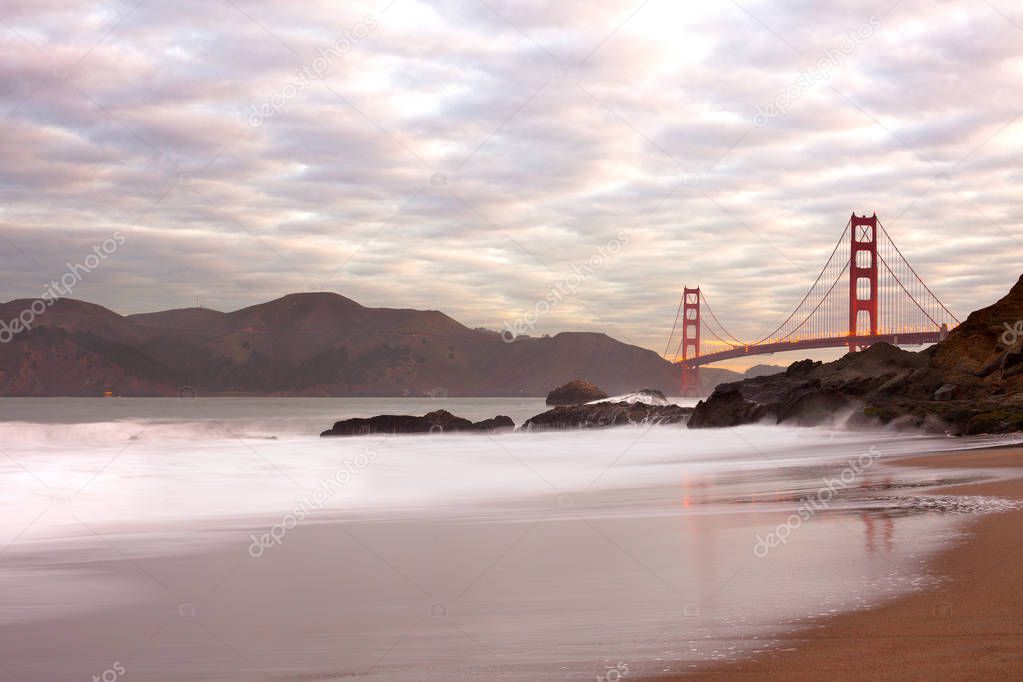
[1,0,1021,369]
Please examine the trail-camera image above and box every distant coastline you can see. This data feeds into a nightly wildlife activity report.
[0,292,741,398]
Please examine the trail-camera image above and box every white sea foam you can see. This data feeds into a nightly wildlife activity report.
[0,401,1017,535]
[588,389,673,405]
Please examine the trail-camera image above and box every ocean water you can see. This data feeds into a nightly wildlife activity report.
[0,398,1019,680]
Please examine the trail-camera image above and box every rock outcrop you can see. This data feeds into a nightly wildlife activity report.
[689,274,1023,434]
[545,380,608,405]
[470,415,517,432]
[523,402,693,430]
[321,410,513,436]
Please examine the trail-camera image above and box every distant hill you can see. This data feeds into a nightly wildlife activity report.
[744,364,787,378]
[0,293,742,397]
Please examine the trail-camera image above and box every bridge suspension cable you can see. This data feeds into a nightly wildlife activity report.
[877,221,960,330]
[700,291,745,346]
[751,219,852,345]
[662,295,685,359]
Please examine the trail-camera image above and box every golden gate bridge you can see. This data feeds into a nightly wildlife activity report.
[664,213,960,392]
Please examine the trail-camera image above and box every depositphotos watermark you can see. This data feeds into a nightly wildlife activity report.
[501,232,630,342]
[248,446,377,557]
[248,15,377,127]
[753,446,881,558]
[753,16,880,128]
[1000,320,1022,350]
[0,231,126,344]
[91,661,125,682]
[597,660,630,682]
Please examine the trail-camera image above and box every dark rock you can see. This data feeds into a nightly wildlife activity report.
[786,359,820,376]
[777,389,856,426]
[321,410,514,436]
[931,274,1023,383]
[976,355,1005,378]
[1003,351,1023,378]
[690,379,857,429]
[523,401,693,431]
[688,387,764,428]
[964,408,1023,435]
[546,379,608,405]
[471,415,515,432]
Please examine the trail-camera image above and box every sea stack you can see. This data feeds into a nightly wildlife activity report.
[545,380,609,406]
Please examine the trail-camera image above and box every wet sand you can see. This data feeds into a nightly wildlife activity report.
[656,446,1023,681]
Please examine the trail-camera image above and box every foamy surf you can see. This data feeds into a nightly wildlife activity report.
[587,389,673,405]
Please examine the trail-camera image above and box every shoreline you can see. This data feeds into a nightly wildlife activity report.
[648,446,1023,681]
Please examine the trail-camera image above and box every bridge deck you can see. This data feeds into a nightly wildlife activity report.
[677,332,942,368]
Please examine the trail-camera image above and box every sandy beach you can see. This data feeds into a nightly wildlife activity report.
[657,446,1023,681]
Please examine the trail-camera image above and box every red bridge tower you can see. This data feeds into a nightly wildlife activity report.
[849,213,879,351]
[681,287,701,396]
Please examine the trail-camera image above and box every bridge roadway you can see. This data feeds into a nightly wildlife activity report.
[677,331,944,368]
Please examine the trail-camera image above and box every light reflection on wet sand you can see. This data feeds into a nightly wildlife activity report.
[2,461,1016,680]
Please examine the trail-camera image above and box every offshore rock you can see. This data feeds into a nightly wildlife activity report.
[545,379,609,405]
[321,410,513,436]
[522,401,693,431]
